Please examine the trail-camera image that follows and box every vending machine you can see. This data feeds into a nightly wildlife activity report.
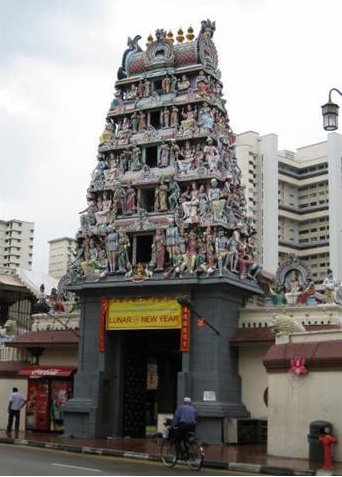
[20,366,76,432]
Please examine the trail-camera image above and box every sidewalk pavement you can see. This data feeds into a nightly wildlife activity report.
[1,430,341,476]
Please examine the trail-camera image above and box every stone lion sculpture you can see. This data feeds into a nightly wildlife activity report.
[270,314,305,335]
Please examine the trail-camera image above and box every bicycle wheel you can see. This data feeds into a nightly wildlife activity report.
[160,439,177,467]
[187,441,204,470]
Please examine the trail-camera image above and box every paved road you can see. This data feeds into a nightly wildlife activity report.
[0,444,258,476]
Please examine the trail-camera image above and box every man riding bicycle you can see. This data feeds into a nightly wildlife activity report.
[170,397,197,456]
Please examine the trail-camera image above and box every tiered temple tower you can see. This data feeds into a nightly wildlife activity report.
[64,20,265,443]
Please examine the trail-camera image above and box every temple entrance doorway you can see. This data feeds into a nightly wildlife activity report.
[122,329,181,438]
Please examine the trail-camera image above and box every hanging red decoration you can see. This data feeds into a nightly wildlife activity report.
[289,356,308,375]
[98,299,109,353]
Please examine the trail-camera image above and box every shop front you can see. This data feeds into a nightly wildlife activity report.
[18,365,77,432]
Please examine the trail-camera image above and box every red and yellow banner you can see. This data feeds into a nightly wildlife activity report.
[180,306,190,352]
[106,297,182,330]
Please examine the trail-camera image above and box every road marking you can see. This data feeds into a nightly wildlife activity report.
[52,463,101,472]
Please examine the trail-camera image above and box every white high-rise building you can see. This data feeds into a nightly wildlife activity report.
[0,219,34,272]
[235,131,342,283]
[48,237,77,280]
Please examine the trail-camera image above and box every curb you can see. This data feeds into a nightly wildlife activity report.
[0,437,316,475]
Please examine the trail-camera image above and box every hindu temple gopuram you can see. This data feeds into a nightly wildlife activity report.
[63,20,269,443]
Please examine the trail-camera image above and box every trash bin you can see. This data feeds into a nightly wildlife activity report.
[308,420,333,463]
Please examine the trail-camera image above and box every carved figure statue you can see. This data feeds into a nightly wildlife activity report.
[105,228,120,273]
[168,178,181,211]
[154,179,168,212]
[204,137,219,171]
[177,74,190,91]
[198,102,214,129]
[165,218,179,265]
[162,74,171,93]
[271,315,305,335]
[117,230,130,272]
[323,269,335,303]
[99,119,114,143]
[196,70,209,96]
[158,140,170,167]
[125,183,136,215]
[138,111,147,131]
[170,106,179,127]
[131,144,142,171]
[181,104,197,131]
[215,229,229,276]
[152,229,166,271]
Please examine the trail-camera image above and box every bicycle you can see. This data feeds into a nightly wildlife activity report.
[159,419,205,470]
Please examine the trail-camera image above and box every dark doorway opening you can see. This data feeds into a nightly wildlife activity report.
[139,188,155,212]
[149,110,160,128]
[136,234,153,265]
[122,329,181,438]
[145,146,158,167]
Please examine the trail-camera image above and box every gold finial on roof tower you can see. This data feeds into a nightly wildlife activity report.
[176,27,184,43]
[146,33,153,47]
[186,25,195,41]
[167,29,174,43]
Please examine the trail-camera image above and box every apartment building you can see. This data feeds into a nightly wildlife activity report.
[235,131,342,283]
[0,219,34,272]
[48,237,77,280]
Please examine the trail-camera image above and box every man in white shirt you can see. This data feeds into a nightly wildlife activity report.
[7,387,27,438]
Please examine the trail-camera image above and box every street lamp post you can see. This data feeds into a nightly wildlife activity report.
[321,88,342,131]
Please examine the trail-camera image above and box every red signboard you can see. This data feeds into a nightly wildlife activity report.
[19,366,76,378]
[180,306,190,352]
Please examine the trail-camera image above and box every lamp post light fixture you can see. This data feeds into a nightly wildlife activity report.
[321,88,342,131]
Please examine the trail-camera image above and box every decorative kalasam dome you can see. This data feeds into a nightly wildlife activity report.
[68,19,265,285]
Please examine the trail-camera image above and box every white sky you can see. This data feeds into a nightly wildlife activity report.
[1,0,341,273]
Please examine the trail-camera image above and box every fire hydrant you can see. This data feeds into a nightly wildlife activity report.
[319,431,338,470]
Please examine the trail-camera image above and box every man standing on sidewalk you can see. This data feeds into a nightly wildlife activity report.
[7,387,27,438]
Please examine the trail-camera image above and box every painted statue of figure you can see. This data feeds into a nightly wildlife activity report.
[105,228,120,273]
[227,230,240,273]
[144,78,151,97]
[117,230,130,273]
[165,217,179,265]
[323,268,335,303]
[185,229,198,274]
[158,140,170,167]
[130,111,139,132]
[204,137,219,172]
[138,110,146,131]
[99,119,114,143]
[181,104,197,131]
[198,184,208,216]
[154,179,168,212]
[198,102,214,129]
[162,74,171,93]
[196,69,209,96]
[160,107,170,128]
[131,144,142,171]
[152,228,166,271]
[215,229,229,276]
[177,74,190,91]
[137,80,145,98]
[170,106,179,127]
[168,178,181,211]
[125,183,136,215]
[208,178,224,221]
